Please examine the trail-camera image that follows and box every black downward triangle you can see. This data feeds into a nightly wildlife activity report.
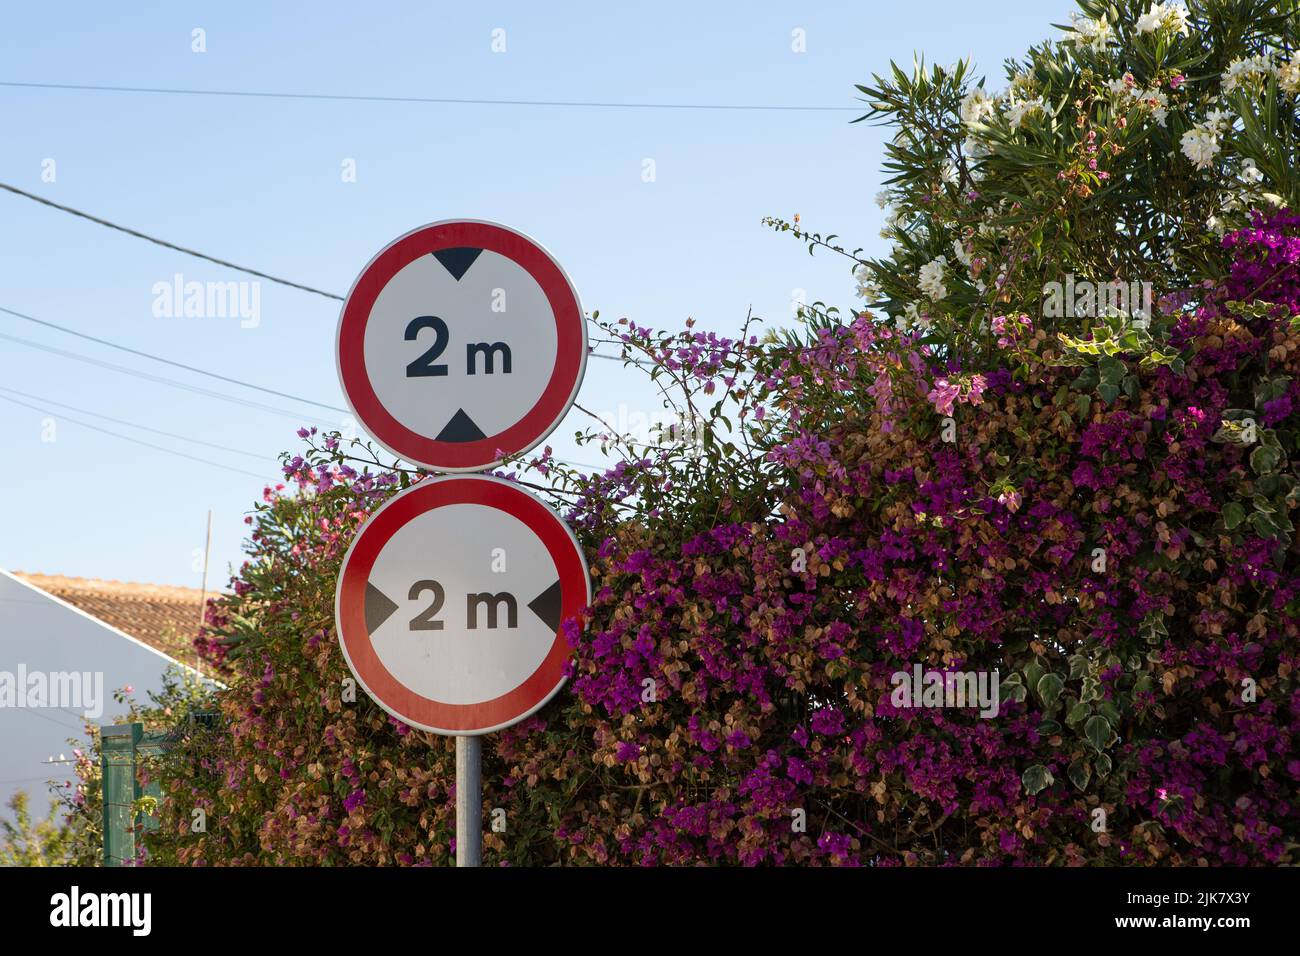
[364,582,400,634]
[527,580,563,632]
[432,247,484,281]
[436,408,486,443]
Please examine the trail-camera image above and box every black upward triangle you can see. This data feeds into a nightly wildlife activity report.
[436,408,487,443]
[432,247,483,281]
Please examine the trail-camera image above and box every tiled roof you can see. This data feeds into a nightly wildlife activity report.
[11,572,208,661]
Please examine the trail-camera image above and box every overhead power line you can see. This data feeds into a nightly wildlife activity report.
[1,184,652,358]
[0,80,861,113]
[0,182,343,301]
[0,385,269,460]
[0,330,337,426]
[0,305,349,412]
[0,393,268,479]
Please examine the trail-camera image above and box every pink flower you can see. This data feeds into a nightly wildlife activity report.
[927,379,960,417]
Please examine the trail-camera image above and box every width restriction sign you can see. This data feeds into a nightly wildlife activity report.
[335,474,591,735]
[336,220,587,472]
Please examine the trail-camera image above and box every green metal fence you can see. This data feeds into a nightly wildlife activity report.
[100,722,165,867]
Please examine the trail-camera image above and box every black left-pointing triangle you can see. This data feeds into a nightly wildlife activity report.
[436,408,486,443]
[365,582,399,634]
[432,247,483,281]
[527,580,563,632]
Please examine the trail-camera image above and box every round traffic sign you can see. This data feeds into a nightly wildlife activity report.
[335,474,591,735]
[336,220,587,472]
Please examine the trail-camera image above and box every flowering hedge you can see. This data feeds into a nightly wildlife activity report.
[128,0,1299,866]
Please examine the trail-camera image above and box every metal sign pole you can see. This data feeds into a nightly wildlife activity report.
[455,735,482,867]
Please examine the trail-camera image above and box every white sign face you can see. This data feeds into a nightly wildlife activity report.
[366,502,558,705]
[336,220,586,472]
[335,475,591,735]
[364,252,557,442]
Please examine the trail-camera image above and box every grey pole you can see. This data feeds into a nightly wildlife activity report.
[455,735,482,867]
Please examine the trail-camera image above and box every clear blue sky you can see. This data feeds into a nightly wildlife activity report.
[0,1,1067,587]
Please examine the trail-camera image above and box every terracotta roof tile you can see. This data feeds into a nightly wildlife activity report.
[11,571,210,660]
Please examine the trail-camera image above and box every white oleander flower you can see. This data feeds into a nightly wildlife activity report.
[854,264,881,300]
[1180,125,1220,169]
[960,87,997,125]
[1139,88,1169,125]
[1204,107,1233,131]
[1137,3,1190,37]
[875,190,891,210]
[1222,55,1275,93]
[1065,13,1112,51]
[941,160,960,185]
[1278,56,1300,95]
[1005,96,1045,128]
[918,256,949,301]
[1136,5,1162,33]
[899,302,932,330]
[951,238,974,269]
[894,302,920,331]
[1241,158,1264,184]
[1164,3,1191,35]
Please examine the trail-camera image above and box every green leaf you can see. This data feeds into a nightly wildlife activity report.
[1250,444,1280,475]
[1068,758,1091,792]
[1098,355,1124,386]
[1023,661,1046,695]
[1036,672,1065,710]
[1084,714,1111,752]
[1222,501,1246,530]
[1065,699,1091,728]
[1022,765,1054,795]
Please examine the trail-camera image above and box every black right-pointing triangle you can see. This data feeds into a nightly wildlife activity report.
[364,582,400,634]
[436,408,487,443]
[432,247,483,281]
[528,581,563,632]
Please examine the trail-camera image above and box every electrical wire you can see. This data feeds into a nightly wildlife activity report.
[0,393,270,479]
[0,330,338,426]
[0,181,343,301]
[0,80,862,113]
[0,385,269,460]
[0,186,698,356]
[0,305,349,412]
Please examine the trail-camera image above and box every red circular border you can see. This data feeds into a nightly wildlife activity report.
[337,221,585,471]
[335,476,589,734]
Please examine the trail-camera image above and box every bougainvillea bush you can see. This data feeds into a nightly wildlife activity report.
[121,0,1299,866]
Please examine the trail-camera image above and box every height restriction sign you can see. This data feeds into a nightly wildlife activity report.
[335,474,591,735]
[336,220,587,472]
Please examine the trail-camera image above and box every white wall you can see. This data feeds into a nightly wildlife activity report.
[0,569,203,819]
